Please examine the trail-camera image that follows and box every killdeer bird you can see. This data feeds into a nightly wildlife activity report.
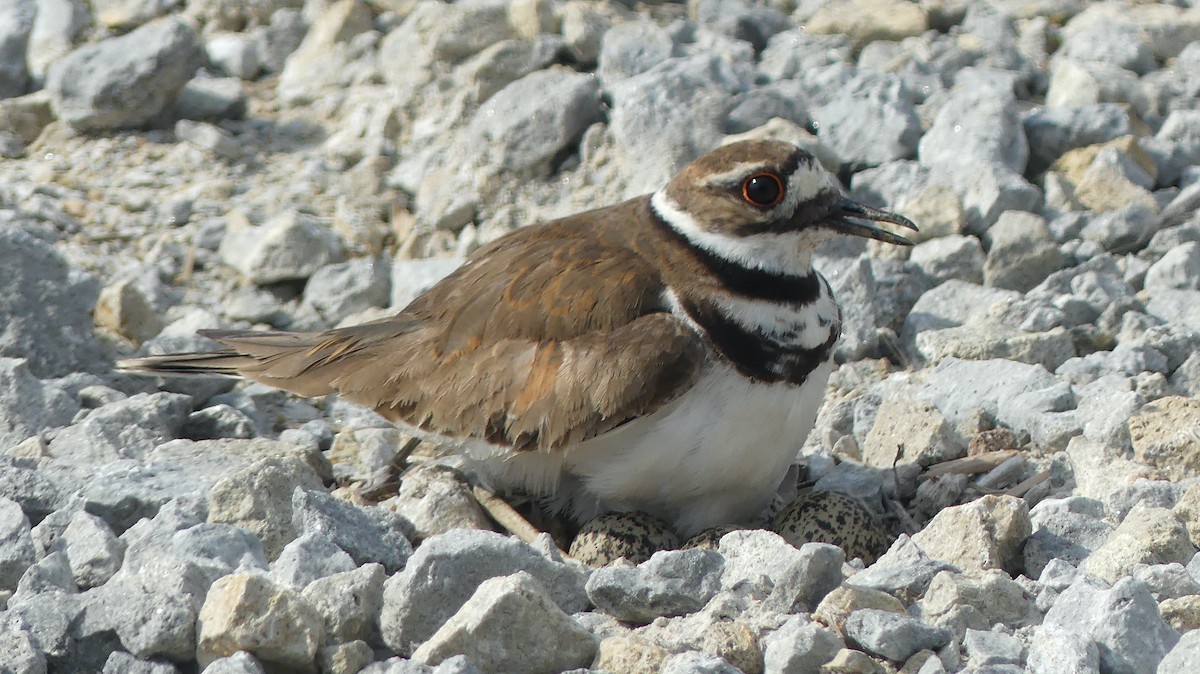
[120,140,916,537]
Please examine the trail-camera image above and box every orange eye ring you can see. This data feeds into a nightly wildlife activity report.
[741,173,785,207]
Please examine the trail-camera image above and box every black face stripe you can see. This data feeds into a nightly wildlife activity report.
[681,296,837,385]
[649,206,822,306]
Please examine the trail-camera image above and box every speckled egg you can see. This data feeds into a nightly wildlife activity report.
[770,489,891,564]
[569,511,681,567]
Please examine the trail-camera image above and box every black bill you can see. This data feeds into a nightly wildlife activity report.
[827,198,919,246]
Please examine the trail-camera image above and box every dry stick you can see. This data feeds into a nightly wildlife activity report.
[1003,469,1052,498]
[472,485,573,561]
[918,450,1020,481]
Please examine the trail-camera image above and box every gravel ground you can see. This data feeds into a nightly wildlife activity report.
[2,0,1200,672]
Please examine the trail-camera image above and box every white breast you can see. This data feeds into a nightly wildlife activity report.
[567,359,832,535]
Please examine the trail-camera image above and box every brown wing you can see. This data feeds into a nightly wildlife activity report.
[120,212,706,452]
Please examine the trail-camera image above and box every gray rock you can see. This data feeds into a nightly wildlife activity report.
[723,81,809,135]
[717,531,844,613]
[115,518,268,612]
[13,550,75,601]
[596,20,675,84]
[0,497,36,592]
[219,210,346,284]
[812,71,921,171]
[1146,290,1200,333]
[963,628,1023,666]
[206,455,324,561]
[201,650,267,674]
[1059,18,1156,75]
[47,392,191,466]
[291,488,412,573]
[1023,104,1135,174]
[269,531,357,589]
[909,236,984,285]
[758,29,851,82]
[300,256,391,326]
[585,548,724,624]
[206,32,260,80]
[26,0,89,84]
[659,652,742,674]
[983,211,1067,292]
[46,17,198,131]
[275,0,376,105]
[845,608,953,663]
[258,8,305,75]
[690,0,790,53]
[59,511,124,589]
[922,83,1027,174]
[846,535,953,601]
[1155,110,1200,187]
[0,0,34,98]
[101,652,178,674]
[174,119,241,160]
[903,280,1021,340]
[412,572,598,672]
[0,358,78,452]
[1145,242,1200,293]
[1024,496,1114,578]
[825,255,880,360]
[1171,352,1200,397]
[301,563,385,646]
[0,627,46,674]
[957,163,1043,232]
[1044,576,1179,674]
[1072,375,1144,451]
[911,494,1031,575]
[916,358,1080,451]
[82,578,197,662]
[761,615,843,673]
[2,592,94,670]
[1026,625,1100,674]
[467,68,602,177]
[608,53,747,197]
[0,229,102,378]
[1081,204,1161,253]
[919,569,1035,635]
[453,35,564,109]
[379,528,589,656]
[914,323,1077,373]
[1159,629,1200,674]
[384,463,491,543]
[1056,343,1169,387]
[170,76,247,121]
[1132,563,1200,600]
[0,465,67,526]
[181,404,255,441]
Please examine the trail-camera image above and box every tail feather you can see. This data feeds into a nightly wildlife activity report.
[116,320,421,398]
[115,350,250,377]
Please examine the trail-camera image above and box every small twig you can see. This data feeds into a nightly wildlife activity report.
[472,485,573,561]
[1004,469,1052,498]
[918,450,1019,481]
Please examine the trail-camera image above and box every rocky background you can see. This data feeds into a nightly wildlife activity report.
[2,0,1200,672]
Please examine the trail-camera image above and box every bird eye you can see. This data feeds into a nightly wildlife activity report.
[741,173,785,207]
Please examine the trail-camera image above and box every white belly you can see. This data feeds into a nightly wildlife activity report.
[463,359,832,537]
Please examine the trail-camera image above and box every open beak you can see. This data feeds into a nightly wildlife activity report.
[826,198,918,246]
